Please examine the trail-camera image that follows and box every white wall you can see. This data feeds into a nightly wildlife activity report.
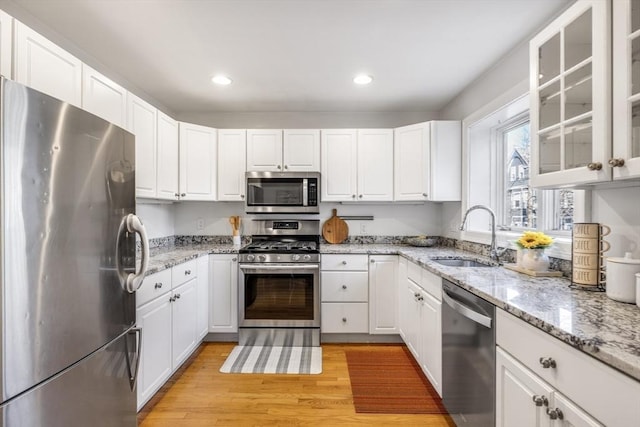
[173,201,442,238]
[136,202,175,240]
[591,185,640,258]
[176,111,440,129]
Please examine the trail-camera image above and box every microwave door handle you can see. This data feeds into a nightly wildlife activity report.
[302,179,308,206]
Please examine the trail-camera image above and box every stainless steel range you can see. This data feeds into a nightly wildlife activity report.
[238,219,320,346]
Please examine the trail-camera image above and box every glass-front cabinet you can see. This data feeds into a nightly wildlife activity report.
[612,0,640,180]
[530,0,611,187]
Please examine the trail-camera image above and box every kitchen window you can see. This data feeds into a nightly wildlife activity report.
[464,92,585,259]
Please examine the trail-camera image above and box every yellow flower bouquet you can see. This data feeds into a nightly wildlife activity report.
[515,231,553,250]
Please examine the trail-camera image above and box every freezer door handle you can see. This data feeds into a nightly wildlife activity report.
[118,214,149,293]
[125,327,143,391]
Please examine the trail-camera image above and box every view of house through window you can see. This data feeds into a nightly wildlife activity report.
[502,119,573,232]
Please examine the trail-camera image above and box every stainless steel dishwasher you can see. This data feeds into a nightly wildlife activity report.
[441,279,495,427]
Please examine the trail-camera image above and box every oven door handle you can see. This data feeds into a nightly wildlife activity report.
[239,264,320,270]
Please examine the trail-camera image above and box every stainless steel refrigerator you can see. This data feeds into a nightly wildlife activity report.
[0,78,149,426]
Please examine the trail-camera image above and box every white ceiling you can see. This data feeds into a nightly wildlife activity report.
[4,0,570,114]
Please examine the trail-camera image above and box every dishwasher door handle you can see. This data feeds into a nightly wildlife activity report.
[442,290,492,329]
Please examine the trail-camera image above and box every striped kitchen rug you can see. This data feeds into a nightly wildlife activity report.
[219,345,322,374]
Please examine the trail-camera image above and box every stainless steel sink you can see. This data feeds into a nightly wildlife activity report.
[432,258,495,267]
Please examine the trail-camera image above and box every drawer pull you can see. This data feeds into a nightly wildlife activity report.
[175,293,181,299]
[417,295,424,301]
[546,408,563,420]
[154,282,163,289]
[532,395,548,407]
[185,270,191,275]
[169,296,175,302]
[342,285,347,290]
[342,317,347,323]
[342,261,347,265]
[539,357,556,369]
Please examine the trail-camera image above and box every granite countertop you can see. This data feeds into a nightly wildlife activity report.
[146,242,640,382]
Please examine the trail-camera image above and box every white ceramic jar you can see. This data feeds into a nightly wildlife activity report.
[606,253,640,303]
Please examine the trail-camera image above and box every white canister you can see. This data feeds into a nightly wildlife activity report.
[606,253,640,303]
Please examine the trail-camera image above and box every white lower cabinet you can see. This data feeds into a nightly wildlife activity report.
[321,254,369,333]
[398,260,442,395]
[136,287,172,410]
[136,260,205,411]
[497,309,640,426]
[196,255,210,340]
[368,255,398,334]
[209,254,238,333]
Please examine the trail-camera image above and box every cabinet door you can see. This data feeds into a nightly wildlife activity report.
[369,255,398,334]
[217,129,247,201]
[430,121,462,201]
[357,129,394,201]
[179,122,217,201]
[397,257,409,341]
[321,129,357,201]
[14,21,82,106]
[246,129,283,171]
[0,10,12,79]
[530,0,611,187]
[394,123,429,201]
[156,111,179,200]
[551,392,603,427]
[612,0,640,180]
[496,347,553,427]
[419,290,442,396]
[403,280,421,360]
[81,64,127,128]
[196,255,210,341]
[209,255,238,333]
[136,294,172,410]
[127,93,157,199]
[283,129,320,171]
[171,279,198,370]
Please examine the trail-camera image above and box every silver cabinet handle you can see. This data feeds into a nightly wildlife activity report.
[175,293,181,299]
[232,257,237,262]
[240,194,245,198]
[587,162,602,171]
[532,395,548,407]
[185,269,191,275]
[174,193,179,198]
[169,296,175,302]
[546,408,563,420]
[370,259,375,263]
[154,282,163,289]
[351,194,356,198]
[417,295,424,301]
[277,165,282,169]
[181,192,186,197]
[539,357,556,369]
[342,260,347,265]
[422,193,428,197]
[342,317,347,323]
[358,194,363,198]
[342,285,347,290]
[284,165,288,169]
[609,158,625,167]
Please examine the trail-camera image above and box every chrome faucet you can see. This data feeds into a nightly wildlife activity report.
[459,205,506,264]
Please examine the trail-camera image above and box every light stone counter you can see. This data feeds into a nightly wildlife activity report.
[146,242,640,381]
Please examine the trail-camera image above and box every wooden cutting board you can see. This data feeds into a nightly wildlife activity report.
[322,209,348,244]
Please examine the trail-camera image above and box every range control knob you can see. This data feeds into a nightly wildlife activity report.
[292,254,301,261]
[246,254,255,261]
[303,254,311,261]
[258,255,267,262]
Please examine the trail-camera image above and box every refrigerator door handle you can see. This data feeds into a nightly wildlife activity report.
[125,327,143,391]
[125,214,149,293]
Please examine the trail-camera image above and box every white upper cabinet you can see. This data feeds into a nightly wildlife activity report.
[127,93,157,199]
[246,129,320,172]
[357,129,394,201]
[612,0,640,180]
[246,129,283,171]
[156,111,179,200]
[321,129,358,201]
[283,129,320,171]
[81,64,127,128]
[394,121,461,202]
[530,0,611,188]
[0,10,12,78]
[217,129,247,201]
[14,21,82,106]
[179,122,217,201]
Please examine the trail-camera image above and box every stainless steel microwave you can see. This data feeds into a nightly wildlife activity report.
[245,171,320,214]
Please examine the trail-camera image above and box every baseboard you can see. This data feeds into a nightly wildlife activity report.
[204,332,238,342]
[321,333,403,344]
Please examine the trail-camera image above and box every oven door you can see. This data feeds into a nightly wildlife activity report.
[239,263,320,328]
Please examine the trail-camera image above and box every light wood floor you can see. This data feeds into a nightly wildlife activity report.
[138,342,455,426]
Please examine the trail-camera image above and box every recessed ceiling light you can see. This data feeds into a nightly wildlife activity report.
[212,75,232,85]
[353,74,373,85]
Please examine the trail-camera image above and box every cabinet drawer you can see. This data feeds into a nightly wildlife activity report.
[321,303,369,333]
[497,309,640,426]
[321,271,368,302]
[420,268,442,301]
[321,254,368,271]
[137,269,172,307]
[408,261,422,283]
[171,259,197,288]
